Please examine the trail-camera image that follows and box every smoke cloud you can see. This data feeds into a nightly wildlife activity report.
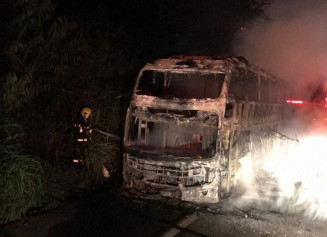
[234,0,327,99]
[232,0,327,220]
[234,122,327,220]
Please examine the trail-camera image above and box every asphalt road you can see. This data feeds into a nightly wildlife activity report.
[2,186,327,237]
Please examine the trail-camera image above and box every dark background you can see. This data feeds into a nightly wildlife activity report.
[0,0,271,223]
[0,0,270,160]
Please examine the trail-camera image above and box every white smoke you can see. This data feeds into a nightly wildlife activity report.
[232,0,327,219]
[234,0,327,98]
[235,120,327,220]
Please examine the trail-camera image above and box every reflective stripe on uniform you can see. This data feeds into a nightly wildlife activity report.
[73,159,83,163]
[77,138,88,142]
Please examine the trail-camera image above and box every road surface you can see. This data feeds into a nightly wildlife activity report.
[2,186,327,237]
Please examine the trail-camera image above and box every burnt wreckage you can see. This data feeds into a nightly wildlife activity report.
[123,56,290,203]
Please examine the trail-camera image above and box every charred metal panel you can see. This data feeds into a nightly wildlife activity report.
[123,56,287,203]
[123,154,220,203]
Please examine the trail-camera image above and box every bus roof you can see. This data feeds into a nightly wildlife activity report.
[145,56,284,84]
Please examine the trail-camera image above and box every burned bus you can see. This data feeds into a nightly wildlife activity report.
[123,56,290,203]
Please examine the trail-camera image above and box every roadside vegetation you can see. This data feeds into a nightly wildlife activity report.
[0,0,270,224]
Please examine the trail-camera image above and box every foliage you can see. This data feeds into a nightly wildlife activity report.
[1,0,135,161]
[0,156,44,223]
[0,125,44,223]
[84,132,120,182]
[0,124,25,154]
[42,162,83,201]
[60,0,271,58]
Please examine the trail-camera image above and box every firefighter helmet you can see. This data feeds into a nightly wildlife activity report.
[81,107,92,118]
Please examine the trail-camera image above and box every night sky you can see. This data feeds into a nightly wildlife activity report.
[55,0,268,59]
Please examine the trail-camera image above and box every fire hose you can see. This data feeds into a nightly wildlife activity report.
[93,128,120,140]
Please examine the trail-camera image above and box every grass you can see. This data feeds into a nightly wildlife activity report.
[0,155,44,223]
[84,130,120,182]
[0,125,44,223]
[0,122,122,223]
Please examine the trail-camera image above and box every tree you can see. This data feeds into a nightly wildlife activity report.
[0,0,136,159]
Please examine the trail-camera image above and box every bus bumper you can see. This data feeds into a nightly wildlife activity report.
[123,154,220,203]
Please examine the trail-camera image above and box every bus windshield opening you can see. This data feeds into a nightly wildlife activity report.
[136,70,225,99]
[126,116,218,159]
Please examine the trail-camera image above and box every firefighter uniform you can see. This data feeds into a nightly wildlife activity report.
[73,107,92,163]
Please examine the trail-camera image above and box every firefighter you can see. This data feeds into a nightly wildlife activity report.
[73,107,92,164]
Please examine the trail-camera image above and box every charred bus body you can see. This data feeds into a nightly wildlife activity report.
[123,56,290,203]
